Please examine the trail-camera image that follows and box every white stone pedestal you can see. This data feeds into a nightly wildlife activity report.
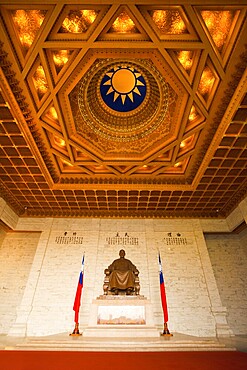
[83,295,159,338]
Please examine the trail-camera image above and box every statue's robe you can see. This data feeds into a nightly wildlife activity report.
[108,257,137,291]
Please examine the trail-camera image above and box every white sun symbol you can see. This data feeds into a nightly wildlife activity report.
[103,66,145,104]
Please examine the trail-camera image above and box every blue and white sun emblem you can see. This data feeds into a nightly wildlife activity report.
[100,66,146,112]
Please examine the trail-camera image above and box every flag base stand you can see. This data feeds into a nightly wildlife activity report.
[69,323,82,336]
[160,322,173,337]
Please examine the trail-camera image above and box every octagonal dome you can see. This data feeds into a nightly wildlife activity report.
[60,51,187,161]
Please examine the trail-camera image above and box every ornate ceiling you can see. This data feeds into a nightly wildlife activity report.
[0,1,246,218]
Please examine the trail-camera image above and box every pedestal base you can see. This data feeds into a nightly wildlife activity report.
[83,295,159,338]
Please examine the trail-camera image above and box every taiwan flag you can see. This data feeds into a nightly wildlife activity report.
[158,253,169,323]
[73,255,84,324]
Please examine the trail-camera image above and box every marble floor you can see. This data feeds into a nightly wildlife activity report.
[1,333,247,352]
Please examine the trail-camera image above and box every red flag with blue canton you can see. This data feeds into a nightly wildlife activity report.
[73,255,84,324]
[159,253,169,323]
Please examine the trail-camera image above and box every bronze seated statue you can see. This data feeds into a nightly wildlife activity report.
[103,249,140,295]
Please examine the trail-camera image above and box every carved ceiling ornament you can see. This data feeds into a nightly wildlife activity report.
[0,2,246,219]
[71,59,172,143]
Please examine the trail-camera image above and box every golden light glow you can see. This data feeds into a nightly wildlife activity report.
[82,10,98,24]
[110,12,138,33]
[61,10,98,33]
[174,162,182,167]
[75,150,91,161]
[94,165,104,170]
[33,65,48,97]
[201,10,234,51]
[12,9,45,49]
[158,153,170,160]
[189,105,198,121]
[198,66,215,97]
[176,50,193,71]
[52,50,70,67]
[54,136,66,147]
[62,159,73,166]
[180,135,193,148]
[48,107,58,120]
[151,10,187,34]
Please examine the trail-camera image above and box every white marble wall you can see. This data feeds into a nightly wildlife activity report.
[0,228,6,248]
[0,231,41,333]
[0,197,246,338]
[0,218,229,338]
[205,228,247,335]
[0,198,19,229]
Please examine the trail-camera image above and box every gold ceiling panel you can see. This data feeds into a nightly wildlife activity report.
[45,48,78,83]
[1,5,54,66]
[59,9,99,34]
[26,59,50,108]
[109,11,139,34]
[197,62,219,107]
[48,4,108,41]
[196,6,246,66]
[0,1,246,219]
[32,64,48,99]
[42,105,62,133]
[139,5,199,41]
[185,105,206,134]
[150,9,188,35]
[200,10,237,52]
[97,5,150,41]
[169,49,202,84]
[11,9,46,52]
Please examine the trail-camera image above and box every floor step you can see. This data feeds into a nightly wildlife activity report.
[6,333,235,352]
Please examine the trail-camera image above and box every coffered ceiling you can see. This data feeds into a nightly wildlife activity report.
[0,1,246,218]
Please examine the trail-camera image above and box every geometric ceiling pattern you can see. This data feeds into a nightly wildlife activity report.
[0,1,246,218]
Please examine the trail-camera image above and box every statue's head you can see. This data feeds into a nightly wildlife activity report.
[119,249,125,258]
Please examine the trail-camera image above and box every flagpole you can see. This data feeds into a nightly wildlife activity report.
[70,254,85,336]
[158,252,173,337]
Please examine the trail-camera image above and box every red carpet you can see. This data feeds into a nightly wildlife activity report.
[0,351,247,370]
